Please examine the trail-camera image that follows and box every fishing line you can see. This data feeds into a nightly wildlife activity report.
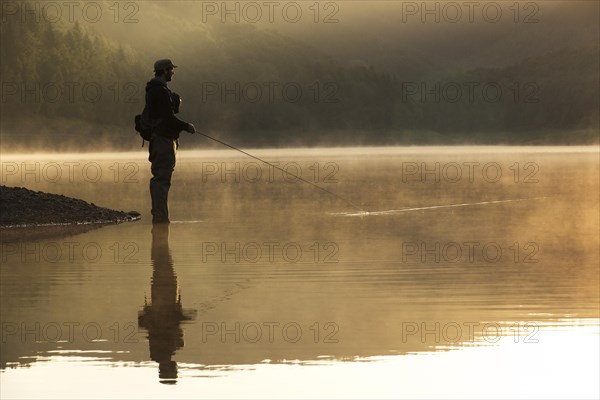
[331,197,550,217]
[195,131,550,216]
[196,131,364,211]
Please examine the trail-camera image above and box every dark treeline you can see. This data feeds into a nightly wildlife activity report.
[1,2,598,150]
[1,9,146,149]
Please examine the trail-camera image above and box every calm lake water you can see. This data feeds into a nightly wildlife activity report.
[1,146,598,399]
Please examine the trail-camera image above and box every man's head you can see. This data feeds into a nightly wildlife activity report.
[154,59,177,82]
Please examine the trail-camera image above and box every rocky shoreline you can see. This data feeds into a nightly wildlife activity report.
[0,185,140,229]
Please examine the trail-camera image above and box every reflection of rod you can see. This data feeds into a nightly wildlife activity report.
[196,130,363,210]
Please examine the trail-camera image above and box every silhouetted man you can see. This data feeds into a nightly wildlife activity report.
[146,59,195,223]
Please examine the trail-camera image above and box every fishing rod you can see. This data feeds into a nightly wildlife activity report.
[194,130,364,211]
[193,131,547,218]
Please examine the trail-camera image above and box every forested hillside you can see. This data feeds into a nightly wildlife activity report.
[1,1,598,150]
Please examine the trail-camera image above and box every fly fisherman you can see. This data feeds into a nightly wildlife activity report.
[146,59,195,224]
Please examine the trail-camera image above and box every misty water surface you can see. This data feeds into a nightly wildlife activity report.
[0,147,598,398]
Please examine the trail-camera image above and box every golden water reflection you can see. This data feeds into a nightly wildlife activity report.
[1,147,598,397]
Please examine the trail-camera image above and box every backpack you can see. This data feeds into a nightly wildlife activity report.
[134,108,161,147]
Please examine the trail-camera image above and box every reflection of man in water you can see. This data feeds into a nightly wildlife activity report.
[138,224,194,384]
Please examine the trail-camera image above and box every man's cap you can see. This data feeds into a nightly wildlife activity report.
[154,59,178,71]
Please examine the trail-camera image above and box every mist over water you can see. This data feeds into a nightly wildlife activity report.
[1,147,598,398]
[1,0,599,398]
[1,0,599,150]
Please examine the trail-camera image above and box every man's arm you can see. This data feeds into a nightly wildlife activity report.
[149,86,194,134]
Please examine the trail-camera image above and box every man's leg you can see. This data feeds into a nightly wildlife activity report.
[149,136,177,223]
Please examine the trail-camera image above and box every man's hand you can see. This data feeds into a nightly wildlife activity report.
[188,123,196,134]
